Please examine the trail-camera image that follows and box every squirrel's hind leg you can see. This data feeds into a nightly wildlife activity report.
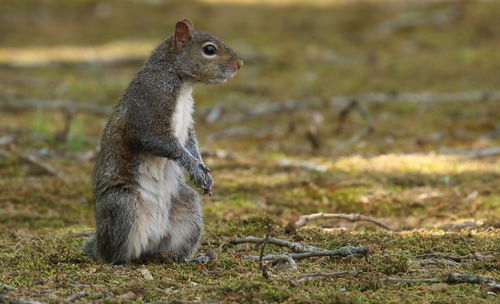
[158,183,203,260]
[94,187,140,264]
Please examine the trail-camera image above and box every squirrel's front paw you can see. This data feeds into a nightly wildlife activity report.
[189,161,212,195]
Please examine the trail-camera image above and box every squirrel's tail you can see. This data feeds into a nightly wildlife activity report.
[81,235,98,261]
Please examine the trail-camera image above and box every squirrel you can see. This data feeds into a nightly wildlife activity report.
[82,19,243,264]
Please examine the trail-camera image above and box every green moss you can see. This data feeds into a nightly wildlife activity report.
[373,255,409,275]
[482,195,500,209]
[204,199,261,218]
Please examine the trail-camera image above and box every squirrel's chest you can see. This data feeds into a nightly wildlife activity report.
[172,84,194,144]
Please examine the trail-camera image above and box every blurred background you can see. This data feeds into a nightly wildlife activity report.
[1,0,499,229]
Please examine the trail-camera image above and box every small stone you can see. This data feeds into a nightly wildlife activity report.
[138,268,154,280]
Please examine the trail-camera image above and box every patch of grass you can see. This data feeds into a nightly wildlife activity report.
[1,220,498,303]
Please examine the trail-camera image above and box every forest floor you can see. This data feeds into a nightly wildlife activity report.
[1,0,499,303]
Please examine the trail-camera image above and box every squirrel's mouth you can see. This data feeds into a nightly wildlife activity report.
[208,77,227,84]
[208,70,238,84]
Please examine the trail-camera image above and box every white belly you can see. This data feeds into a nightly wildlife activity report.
[127,155,182,258]
[172,83,194,144]
[127,83,194,259]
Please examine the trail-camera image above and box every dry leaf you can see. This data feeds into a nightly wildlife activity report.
[138,268,153,280]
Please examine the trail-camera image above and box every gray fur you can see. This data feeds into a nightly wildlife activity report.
[82,19,242,264]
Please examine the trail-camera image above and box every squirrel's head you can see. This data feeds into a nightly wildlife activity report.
[171,19,243,84]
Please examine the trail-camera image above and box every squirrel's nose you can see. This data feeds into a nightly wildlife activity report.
[236,58,243,70]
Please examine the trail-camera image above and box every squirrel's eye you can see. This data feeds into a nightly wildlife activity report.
[202,44,217,56]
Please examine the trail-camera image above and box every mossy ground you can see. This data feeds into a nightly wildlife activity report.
[1,0,499,303]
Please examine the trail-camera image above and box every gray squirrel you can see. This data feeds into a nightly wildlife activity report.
[82,19,243,264]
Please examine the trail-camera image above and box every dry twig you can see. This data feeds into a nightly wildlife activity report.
[244,246,370,261]
[375,6,461,36]
[0,99,112,116]
[408,258,460,267]
[228,100,308,123]
[330,90,500,106]
[0,136,15,146]
[204,104,223,123]
[416,252,496,262]
[0,283,18,291]
[0,149,66,179]
[259,224,272,279]
[275,159,328,172]
[387,277,441,284]
[285,212,392,233]
[218,90,500,125]
[232,236,323,253]
[208,126,273,140]
[465,146,500,158]
[334,99,374,149]
[388,273,499,288]
[65,291,87,302]
[200,149,237,160]
[0,295,44,304]
[16,150,66,179]
[69,282,105,288]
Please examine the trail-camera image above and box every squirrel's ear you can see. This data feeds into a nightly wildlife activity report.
[180,18,194,30]
[175,19,194,55]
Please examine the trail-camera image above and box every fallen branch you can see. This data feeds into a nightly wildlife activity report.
[244,246,370,261]
[408,258,460,267]
[303,112,324,151]
[388,273,499,287]
[0,99,112,116]
[465,146,500,158]
[330,90,500,106]
[0,55,145,69]
[200,149,237,160]
[305,127,321,151]
[228,100,309,123]
[335,99,373,134]
[69,282,105,288]
[334,99,374,150]
[232,236,323,253]
[219,90,500,124]
[0,283,18,291]
[16,150,66,180]
[437,221,481,231]
[0,149,66,180]
[275,159,328,172]
[285,212,393,233]
[259,224,272,279]
[61,150,98,161]
[416,252,496,262]
[375,5,461,36]
[208,126,273,140]
[204,103,223,123]
[0,136,15,146]
[387,277,440,284]
[65,291,87,302]
[0,295,44,304]
[295,270,363,284]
